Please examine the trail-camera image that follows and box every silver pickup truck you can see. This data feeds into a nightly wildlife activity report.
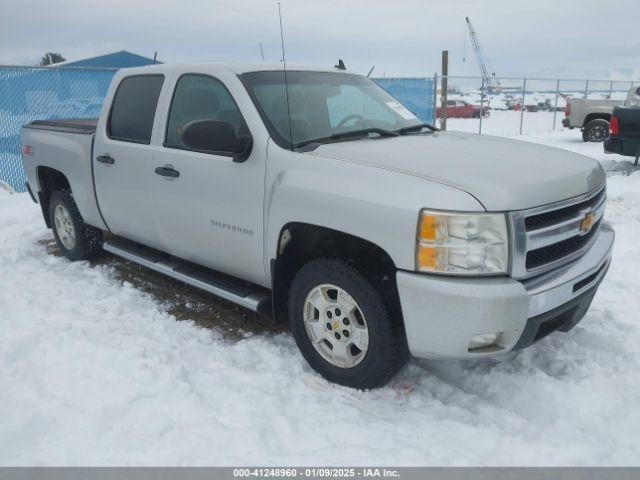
[563,86,640,142]
[21,63,614,389]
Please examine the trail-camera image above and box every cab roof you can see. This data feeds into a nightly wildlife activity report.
[118,62,354,76]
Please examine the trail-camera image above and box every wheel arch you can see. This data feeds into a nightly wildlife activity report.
[270,222,402,325]
[36,166,71,228]
[582,113,611,128]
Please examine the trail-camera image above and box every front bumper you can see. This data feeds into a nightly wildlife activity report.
[397,223,614,359]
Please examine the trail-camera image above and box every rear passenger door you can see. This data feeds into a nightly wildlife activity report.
[93,74,165,247]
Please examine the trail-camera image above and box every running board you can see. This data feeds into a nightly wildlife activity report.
[103,239,271,314]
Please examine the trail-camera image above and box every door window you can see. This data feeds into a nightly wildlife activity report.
[165,74,248,150]
[108,75,164,144]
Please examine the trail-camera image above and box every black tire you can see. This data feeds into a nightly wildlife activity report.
[49,189,103,261]
[288,258,408,389]
[582,119,610,142]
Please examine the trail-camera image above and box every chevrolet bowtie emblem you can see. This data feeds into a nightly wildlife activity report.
[580,211,595,233]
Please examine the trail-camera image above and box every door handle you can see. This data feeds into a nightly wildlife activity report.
[155,166,180,178]
[96,155,115,165]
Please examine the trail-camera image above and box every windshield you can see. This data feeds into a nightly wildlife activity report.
[241,70,425,149]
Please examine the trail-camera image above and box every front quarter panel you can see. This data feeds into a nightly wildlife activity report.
[264,143,484,277]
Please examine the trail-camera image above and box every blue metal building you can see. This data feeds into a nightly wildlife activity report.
[62,50,159,68]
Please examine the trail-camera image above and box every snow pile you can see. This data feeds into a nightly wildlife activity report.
[1,133,640,466]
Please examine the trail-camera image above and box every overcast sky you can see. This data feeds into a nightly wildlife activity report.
[1,0,638,80]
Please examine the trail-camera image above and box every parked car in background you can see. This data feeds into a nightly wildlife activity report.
[563,97,621,142]
[21,63,614,389]
[436,99,489,118]
[604,105,640,165]
[537,99,564,112]
[563,86,640,142]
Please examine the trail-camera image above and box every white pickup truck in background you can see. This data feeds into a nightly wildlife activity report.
[563,86,640,142]
[21,63,614,389]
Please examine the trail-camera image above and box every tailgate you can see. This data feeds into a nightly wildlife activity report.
[614,106,640,142]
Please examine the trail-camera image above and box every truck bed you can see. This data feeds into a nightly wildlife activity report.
[21,116,105,230]
[24,118,98,135]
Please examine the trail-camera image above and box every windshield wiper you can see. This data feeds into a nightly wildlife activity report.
[330,127,399,140]
[396,123,439,135]
[294,127,398,149]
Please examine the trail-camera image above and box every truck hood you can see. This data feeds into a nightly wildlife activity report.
[307,131,605,211]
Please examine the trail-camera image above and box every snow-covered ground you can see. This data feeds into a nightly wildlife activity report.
[448,110,560,136]
[1,128,640,466]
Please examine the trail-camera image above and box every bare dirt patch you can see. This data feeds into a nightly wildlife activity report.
[39,238,285,340]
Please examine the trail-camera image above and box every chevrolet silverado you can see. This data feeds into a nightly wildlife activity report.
[21,63,614,389]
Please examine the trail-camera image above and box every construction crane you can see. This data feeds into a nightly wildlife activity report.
[464,17,500,94]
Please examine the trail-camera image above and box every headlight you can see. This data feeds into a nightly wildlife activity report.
[416,210,509,275]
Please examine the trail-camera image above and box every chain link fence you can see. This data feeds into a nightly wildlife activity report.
[373,77,435,124]
[0,65,117,192]
[434,75,639,136]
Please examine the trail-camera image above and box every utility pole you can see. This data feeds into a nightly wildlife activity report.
[440,50,448,131]
[259,43,265,61]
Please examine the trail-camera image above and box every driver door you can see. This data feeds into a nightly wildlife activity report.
[151,72,266,285]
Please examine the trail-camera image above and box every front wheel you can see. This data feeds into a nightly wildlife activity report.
[288,258,408,389]
[582,119,610,142]
[49,190,103,261]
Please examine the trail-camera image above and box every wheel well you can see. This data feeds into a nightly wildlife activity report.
[583,113,611,127]
[271,223,401,325]
[37,166,70,228]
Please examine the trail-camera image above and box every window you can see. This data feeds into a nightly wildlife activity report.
[165,74,248,150]
[108,75,164,144]
[326,85,395,128]
[241,71,421,149]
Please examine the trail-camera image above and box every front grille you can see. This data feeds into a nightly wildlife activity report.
[526,219,601,269]
[525,189,605,231]
[510,186,606,278]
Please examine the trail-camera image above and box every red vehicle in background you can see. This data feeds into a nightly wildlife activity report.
[436,100,490,118]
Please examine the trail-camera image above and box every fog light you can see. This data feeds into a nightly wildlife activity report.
[469,332,503,351]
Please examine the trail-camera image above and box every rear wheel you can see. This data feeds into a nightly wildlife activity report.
[49,190,103,261]
[582,119,610,142]
[288,258,408,389]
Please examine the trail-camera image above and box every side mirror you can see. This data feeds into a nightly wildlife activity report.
[181,119,253,163]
